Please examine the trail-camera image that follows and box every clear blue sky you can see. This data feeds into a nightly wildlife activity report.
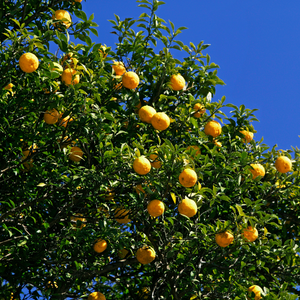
[78,0,300,153]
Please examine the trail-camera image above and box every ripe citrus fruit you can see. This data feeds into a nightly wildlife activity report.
[59,115,73,127]
[4,83,13,90]
[151,112,170,131]
[275,156,292,173]
[193,103,206,118]
[240,130,254,143]
[112,61,126,75]
[122,71,139,89]
[61,68,80,85]
[69,146,83,162]
[147,200,165,217]
[149,153,161,169]
[215,231,234,247]
[118,248,130,259]
[88,292,106,300]
[170,74,185,91]
[115,208,131,224]
[242,226,258,242]
[44,109,60,124]
[139,106,156,123]
[93,239,107,253]
[19,53,39,73]
[204,120,222,138]
[52,10,71,29]
[179,169,198,188]
[178,198,197,218]
[133,156,151,175]
[250,163,265,179]
[136,246,156,264]
[248,285,263,300]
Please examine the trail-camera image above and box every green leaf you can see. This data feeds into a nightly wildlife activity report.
[212,185,217,196]
[237,175,241,186]
[3,224,12,237]
[139,13,150,19]
[163,139,175,152]
[236,204,245,216]
[169,20,175,33]
[137,23,147,29]
[11,19,21,28]
[219,195,231,202]
[157,1,166,7]
[88,13,95,21]
[170,45,181,51]
[18,240,27,247]
[174,40,184,48]
[190,42,196,51]
[74,10,88,22]
[138,4,151,9]
[170,192,176,204]
[90,28,98,37]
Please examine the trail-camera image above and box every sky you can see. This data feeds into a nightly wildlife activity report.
[77,0,300,154]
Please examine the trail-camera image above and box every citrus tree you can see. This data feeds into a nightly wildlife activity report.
[1,0,300,299]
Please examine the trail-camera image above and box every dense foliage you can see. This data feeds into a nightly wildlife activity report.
[1,0,300,299]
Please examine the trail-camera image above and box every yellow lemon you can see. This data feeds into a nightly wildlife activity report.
[88,292,106,300]
[170,74,185,91]
[52,10,71,29]
[133,156,151,175]
[178,198,197,218]
[61,68,80,86]
[242,226,258,242]
[240,130,254,143]
[204,121,222,138]
[44,109,60,124]
[250,164,265,179]
[122,71,139,89]
[275,156,292,173]
[151,112,170,131]
[139,106,156,123]
[69,147,83,162]
[19,53,39,73]
[215,231,234,247]
[179,169,198,188]
[136,246,156,264]
[112,61,126,75]
[147,200,165,217]
[93,239,108,253]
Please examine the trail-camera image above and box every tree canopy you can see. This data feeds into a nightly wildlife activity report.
[1,0,300,299]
